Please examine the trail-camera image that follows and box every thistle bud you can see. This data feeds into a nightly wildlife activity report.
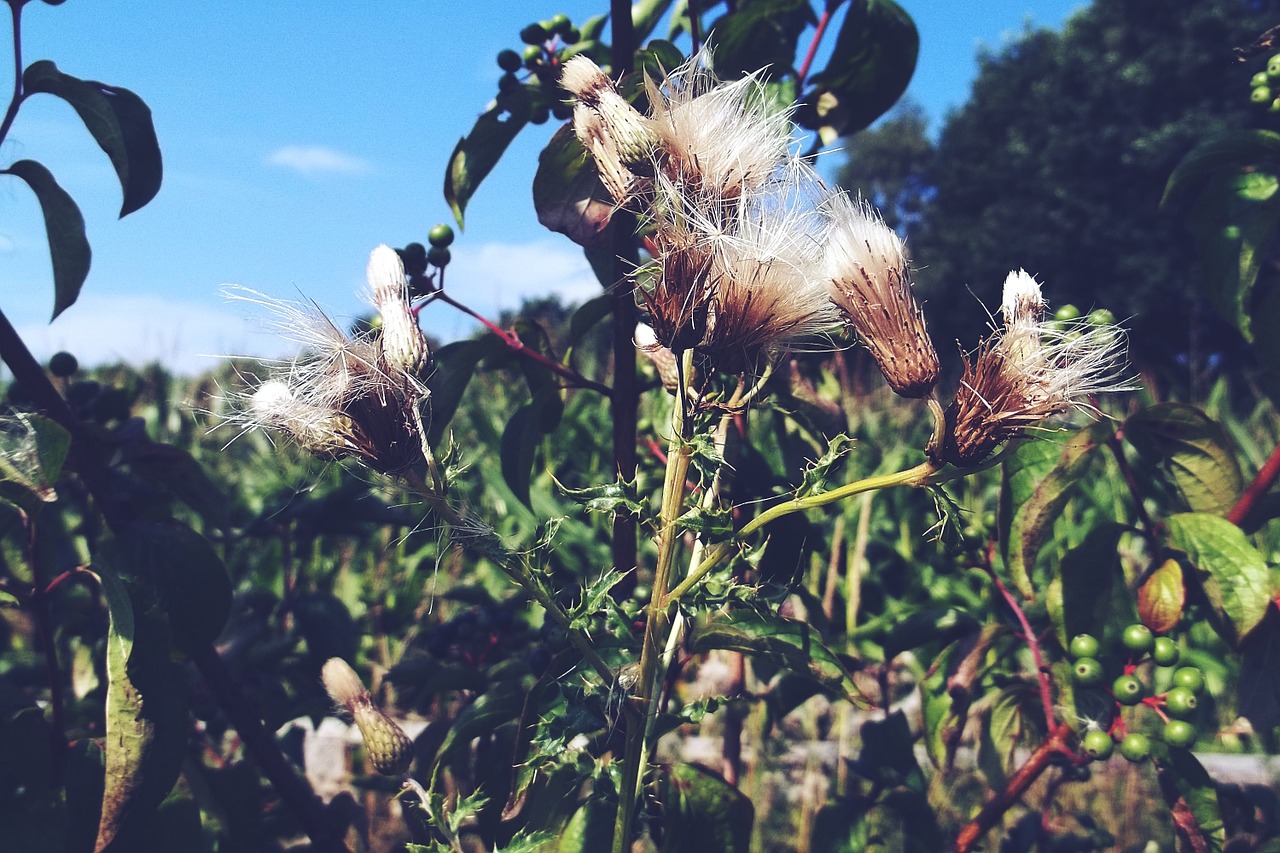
[321,657,414,776]
[562,56,658,203]
[367,244,428,377]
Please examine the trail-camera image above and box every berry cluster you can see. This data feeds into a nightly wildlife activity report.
[1043,303,1117,335]
[1069,624,1206,761]
[395,223,456,302]
[496,14,591,125]
[1250,54,1280,112]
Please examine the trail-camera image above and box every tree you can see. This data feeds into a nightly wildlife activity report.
[907,0,1280,378]
[835,99,934,239]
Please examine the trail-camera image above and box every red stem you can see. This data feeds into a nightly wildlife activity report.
[950,723,1078,853]
[796,4,834,86]
[980,550,1056,732]
[1227,437,1280,528]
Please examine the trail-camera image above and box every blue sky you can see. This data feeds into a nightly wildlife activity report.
[0,0,1083,373]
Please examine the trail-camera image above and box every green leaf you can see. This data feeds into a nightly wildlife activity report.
[1161,129,1280,207]
[122,441,233,528]
[1238,608,1280,745]
[1000,425,1108,598]
[675,505,734,541]
[691,610,866,707]
[707,0,816,79]
[4,159,91,319]
[632,0,676,43]
[22,60,163,217]
[534,125,615,247]
[557,476,646,516]
[425,334,508,447]
[801,0,918,139]
[558,797,615,853]
[1046,523,1131,651]
[93,565,187,853]
[500,387,564,506]
[428,679,528,792]
[797,434,855,498]
[1156,749,1225,853]
[566,294,613,351]
[1253,283,1280,410]
[661,762,754,853]
[0,413,70,512]
[116,521,232,656]
[444,90,532,228]
[1125,403,1243,516]
[1166,512,1275,645]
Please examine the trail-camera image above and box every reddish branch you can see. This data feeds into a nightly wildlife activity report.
[0,308,349,853]
[978,544,1056,733]
[949,723,1078,853]
[1227,437,1280,528]
[796,2,835,86]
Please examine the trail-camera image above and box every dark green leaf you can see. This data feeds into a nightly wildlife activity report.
[1000,425,1108,598]
[0,413,70,511]
[1167,512,1275,645]
[428,679,528,792]
[1046,523,1131,651]
[1125,403,1243,515]
[558,797,614,853]
[425,334,508,447]
[500,387,564,506]
[691,610,866,707]
[566,294,612,351]
[801,0,919,138]
[122,442,233,528]
[23,60,163,217]
[708,0,816,79]
[797,434,854,498]
[1161,129,1280,207]
[4,159,90,319]
[662,762,754,853]
[557,476,645,516]
[444,91,532,228]
[1156,748,1225,853]
[534,125,614,247]
[1238,608,1280,745]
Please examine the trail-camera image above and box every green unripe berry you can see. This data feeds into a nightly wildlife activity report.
[427,246,451,268]
[48,351,78,377]
[1253,85,1273,104]
[1073,657,1105,687]
[551,101,574,120]
[522,44,543,65]
[1254,71,1271,88]
[562,26,581,44]
[1121,624,1154,654]
[1152,636,1179,667]
[498,72,523,94]
[1054,304,1082,322]
[1171,666,1205,695]
[1163,719,1196,749]
[1119,733,1151,762]
[399,242,428,277]
[530,106,550,125]
[1271,97,1280,113]
[428,223,455,248]
[1081,729,1114,761]
[1112,674,1144,705]
[1087,308,1117,327]
[547,13,571,34]
[497,49,523,72]
[520,22,548,45]
[1268,54,1280,78]
[1069,633,1100,660]
[1164,686,1198,718]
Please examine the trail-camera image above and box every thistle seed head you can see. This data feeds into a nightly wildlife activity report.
[561,56,658,201]
[823,192,940,398]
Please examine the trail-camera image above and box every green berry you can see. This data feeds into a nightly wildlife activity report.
[522,44,543,65]
[562,26,581,45]
[1069,633,1100,660]
[1152,636,1179,667]
[1268,54,1280,79]
[1087,308,1117,327]
[48,351,78,378]
[1164,686,1198,718]
[1112,674,1144,705]
[547,13,571,34]
[1270,97,1280,113]
[1163,719,1196,749]
[428,223,455,248]
[399,243,428,277]
[1253,71,1271,88]
[1119,733,1151,762]
[551,101,574,120]
[530,106,550,125]
[520,22,548,45]
[1081,729,1114,761]
[497,49,523,72]
[427,246,451,268]
[1121,624,1154,654]
[1072,657,1105,687]
[1253,85,1273,104]
[1054,304,1082,322]
[498,72,522,94]
[1171,666,1205,695]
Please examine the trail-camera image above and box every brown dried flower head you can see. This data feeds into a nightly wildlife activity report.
[938,270,1131,467]
[823,192,940,398]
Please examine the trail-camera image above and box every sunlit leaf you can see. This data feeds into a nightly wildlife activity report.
[1138,558,1186,634]
[661,762,753,853]
[534,125,615,247]
[4,159,90,318]
[1161,129,1280,208]
[1125,403,1243,516]
[444,90,532,228]
[1167,512,1275,645]
[707,0,815,79]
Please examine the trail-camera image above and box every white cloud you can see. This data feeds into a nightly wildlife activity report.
[420,239,605,341]
[15,293,284,376]
[265,145,372,176]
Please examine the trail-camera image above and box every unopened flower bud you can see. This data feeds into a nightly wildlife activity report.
[367,244,429,376]
[322,658,413,776]
[562,56,658,202]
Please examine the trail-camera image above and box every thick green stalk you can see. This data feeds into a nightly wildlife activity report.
[613,352,695,853]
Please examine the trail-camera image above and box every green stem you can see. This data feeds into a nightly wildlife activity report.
[613,350,695,853]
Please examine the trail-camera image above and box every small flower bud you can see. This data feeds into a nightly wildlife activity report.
[352,704,414,776]
[367,244,429,377]
[561,56,658,200]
